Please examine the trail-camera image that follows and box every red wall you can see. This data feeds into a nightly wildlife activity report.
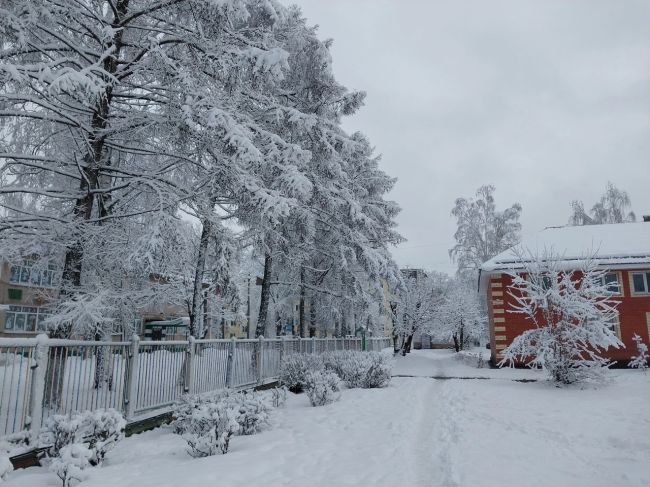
[486,270,650,365]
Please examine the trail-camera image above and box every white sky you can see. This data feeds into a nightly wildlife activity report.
[293,0,650,275]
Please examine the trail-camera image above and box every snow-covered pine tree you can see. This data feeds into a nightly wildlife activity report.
[499,250,623,384]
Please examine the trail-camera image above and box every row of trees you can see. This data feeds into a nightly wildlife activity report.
[392,271,484,355]
[0,0,402,340]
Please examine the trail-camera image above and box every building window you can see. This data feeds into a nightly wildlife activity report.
[8,260,59,289]
[600,273,621,294]
[4,305,51,333]
[631,272,650,294]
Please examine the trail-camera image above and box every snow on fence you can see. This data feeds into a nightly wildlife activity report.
[0,335,391,438]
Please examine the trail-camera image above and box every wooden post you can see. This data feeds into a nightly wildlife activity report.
[27,334,49,444]
[124,335,140,421]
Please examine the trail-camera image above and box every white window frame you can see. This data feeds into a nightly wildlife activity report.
[630,271,650,295]
[4,305,51,333]
[600,272,623,296]
[8,260,60,289]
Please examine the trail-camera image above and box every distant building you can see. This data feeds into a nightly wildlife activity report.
[479,222,650,365]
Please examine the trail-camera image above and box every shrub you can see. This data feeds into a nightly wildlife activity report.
[360,352,393,388]
[42,414,84,459]
[41,409,125,465]
[50,444,91,487]
[322,351,392,388]
[226,392,271,436]
[270,386,287,408]
[304,370,341,407]
[629,334,649,371]
[0,454,13,482]
[175,401,240,457]
[174,390,270,438]
[279,353,323,393]
[82,409,126,466]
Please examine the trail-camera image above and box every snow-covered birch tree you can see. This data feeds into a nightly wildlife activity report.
[449,185,522,274]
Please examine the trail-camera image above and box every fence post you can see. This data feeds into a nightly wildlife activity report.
[311,336,316,355]
[184,336,195,394]
[226,337,236,388]
[279,336,286,364]
[124,334,140,421]
[256,336,264,384]
[297,336,302,353]
[27,334,49,444]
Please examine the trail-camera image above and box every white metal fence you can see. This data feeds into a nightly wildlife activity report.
[0,335,391,438]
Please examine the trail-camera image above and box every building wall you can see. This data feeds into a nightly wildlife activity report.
[486,269,650,365]
[0,261,59,338]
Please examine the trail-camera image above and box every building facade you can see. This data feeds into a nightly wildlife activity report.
[480,222,650,365]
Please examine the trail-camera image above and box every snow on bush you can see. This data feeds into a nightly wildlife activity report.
[304,370,341,407]
[41,409,125,465]
[629,334,649,371]
[42,414,84,459]
[0,454,13,482]
[279,353,324,392]
[322,351,392,388]
[227,392,271,436]
[174,400,240,457]
[456,350,486,369]
[174,390,270,438]
[271,386,288,408]
[50,443,91,487]
[499,250,623,385]
[83,409,126,465]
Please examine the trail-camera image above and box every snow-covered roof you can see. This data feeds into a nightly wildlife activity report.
[481,222,650,272]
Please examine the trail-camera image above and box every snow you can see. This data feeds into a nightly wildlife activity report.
[482,222,650,272]
[5,349,650,487]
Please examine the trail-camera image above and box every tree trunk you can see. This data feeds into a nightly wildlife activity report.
[402,334,413,355]
[299,267,305,337]
[309,294,317,337]
[452,332,460,352]
[190,216,212,338]
[60,0,129,310]
[459,323,465,352]
[256,252,272,337]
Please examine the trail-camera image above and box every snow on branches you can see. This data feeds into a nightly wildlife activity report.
[499,249,623,384]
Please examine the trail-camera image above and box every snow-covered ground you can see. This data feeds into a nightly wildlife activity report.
[6,349,650,487]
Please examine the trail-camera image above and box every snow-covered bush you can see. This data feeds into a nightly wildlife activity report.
[0,454,13,482]
[360,352,393,388]
[174,390,270,438]
[499,251,623,384]
[82,409,126,465]
[175,401,240,457]
[322,351,392,388]
[41,409,125,465]
[271,386,287,408]
[456,350,486,369]
[629,334,649,371]
[305,370,341,407]
[42,414,84,459]
[50,444,91,487]
[279,353,324,393]
[227,392,271,436]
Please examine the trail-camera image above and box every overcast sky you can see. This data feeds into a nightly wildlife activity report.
[293,0,650,275]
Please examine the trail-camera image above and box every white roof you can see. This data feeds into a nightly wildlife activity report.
[481,222,650,272]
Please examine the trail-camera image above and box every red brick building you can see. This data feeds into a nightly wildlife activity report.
[479,222,650,365]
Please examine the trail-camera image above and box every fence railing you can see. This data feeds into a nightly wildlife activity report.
[0,335,391,439]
